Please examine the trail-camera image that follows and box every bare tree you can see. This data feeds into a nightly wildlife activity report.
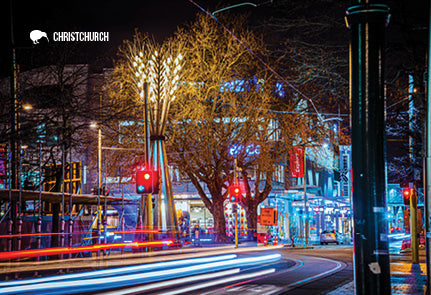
[0,43,103,193]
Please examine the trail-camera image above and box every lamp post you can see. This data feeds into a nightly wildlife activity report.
[90,122,102,251]
[346,3,391,294]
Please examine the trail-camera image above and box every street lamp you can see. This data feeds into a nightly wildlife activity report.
[23,104,33,111]
[90,122,103,249]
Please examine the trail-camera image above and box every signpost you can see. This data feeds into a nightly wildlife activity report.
[260,208,277,226]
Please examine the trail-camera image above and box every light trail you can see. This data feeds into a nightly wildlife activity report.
[0,240,173,261]
[0,254,237,287]
[0,228,160,238]
[100,268,241,295]
[158,268,276,295]
[0,253,281,294]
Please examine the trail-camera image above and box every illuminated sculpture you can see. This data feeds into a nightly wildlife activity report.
[129,39,183,242]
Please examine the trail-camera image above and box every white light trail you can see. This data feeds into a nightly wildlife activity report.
[101,268,241,295]
[158,268,276,295]
[0,254,237,287]
[0,254,280,294]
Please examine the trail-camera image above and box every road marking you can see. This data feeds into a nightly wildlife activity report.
[285,256,344,289]
[208,284,284,295]
[203,258,304,295]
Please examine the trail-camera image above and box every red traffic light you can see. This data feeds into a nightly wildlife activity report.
[229,185,242,203]
[136,169,160,194]
[402,188,411,206]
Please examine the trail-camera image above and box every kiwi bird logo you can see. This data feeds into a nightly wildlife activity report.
[30,30,49,44]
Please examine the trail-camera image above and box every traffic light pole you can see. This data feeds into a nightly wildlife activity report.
[144,82,153,242]
[235,208,238,249]
[410,186,419,264]
[234,159,238,249]
[346,3,391,294]
[97,127,102,256]
[304,147,308,247]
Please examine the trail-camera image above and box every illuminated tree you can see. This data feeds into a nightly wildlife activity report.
[168,13,325,242]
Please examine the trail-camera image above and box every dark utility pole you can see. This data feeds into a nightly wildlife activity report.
[9,0,18,190]
[345,2,391,295]
[425,0,431,292]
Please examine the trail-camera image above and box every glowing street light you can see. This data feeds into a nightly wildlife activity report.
[23,104,33,111]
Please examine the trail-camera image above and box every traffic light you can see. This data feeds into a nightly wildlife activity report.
[136,170,160,194]
[229,185,242,203]
[402,188,411,206]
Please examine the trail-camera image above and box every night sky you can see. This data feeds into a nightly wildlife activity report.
[0,0,222,76]
[0,0,429,77]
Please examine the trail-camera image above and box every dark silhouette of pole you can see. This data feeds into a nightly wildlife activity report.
[8,0,19,252]
[345,2,391,294]
[9,0,18,190]
[425,0,431,292]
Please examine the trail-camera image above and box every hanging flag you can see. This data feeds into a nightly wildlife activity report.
[289,147,304,178]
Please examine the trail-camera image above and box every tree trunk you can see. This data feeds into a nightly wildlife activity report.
[212,200,228,243]
[246,203,258,241]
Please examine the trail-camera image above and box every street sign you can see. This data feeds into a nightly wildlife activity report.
[260,208,277,226]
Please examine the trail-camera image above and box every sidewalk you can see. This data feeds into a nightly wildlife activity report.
[327,261,427,294]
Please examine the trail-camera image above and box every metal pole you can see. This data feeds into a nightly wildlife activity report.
[144,82,151,167]
[97,127,102,251]
[409,74,415,164]
[121,172,125,255]
[425,0,431,290]
[17,144,22,252]
[345,3,391,294]
[235,208,238,249]
[146,194,153,242]
[37,142,42,251]
[304,147,308,246]
[144,82,153,243]
[69,149,73,256]
[7,143,13,253]
[60,143,65,249]
[103,152,107,250]
[234,159,238,248]
[411,186,419,264]
[9,0,18,192]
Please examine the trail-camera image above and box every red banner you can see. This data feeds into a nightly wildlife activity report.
[289,147,304,178]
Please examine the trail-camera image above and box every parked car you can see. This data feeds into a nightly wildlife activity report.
[320,230,343,245]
